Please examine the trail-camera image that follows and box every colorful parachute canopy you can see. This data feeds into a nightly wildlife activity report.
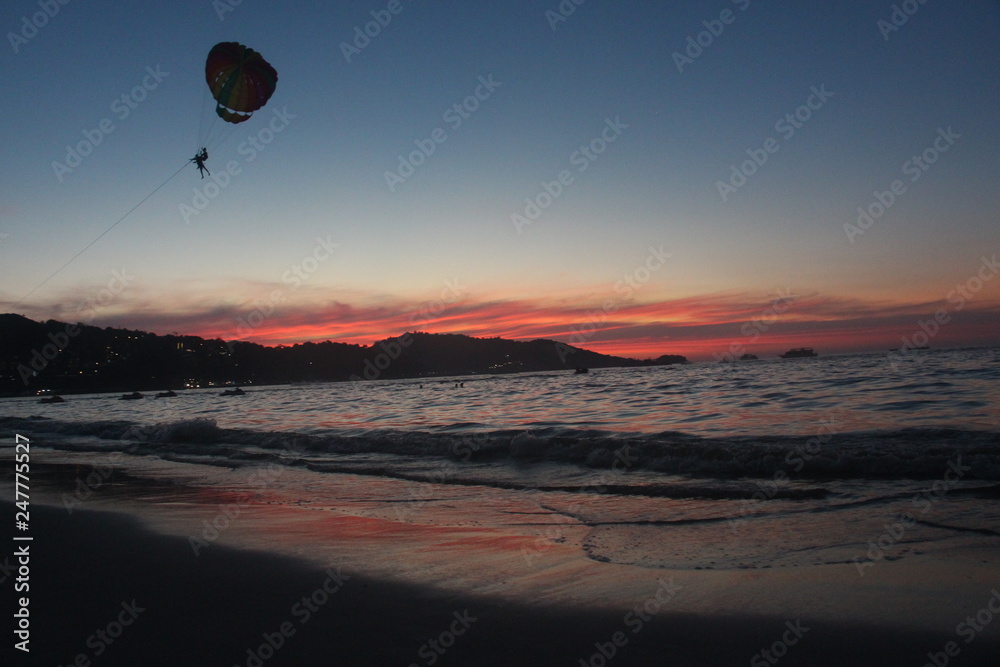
[205,42,278,124]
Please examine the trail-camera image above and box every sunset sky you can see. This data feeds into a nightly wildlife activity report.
[2,0,997,360]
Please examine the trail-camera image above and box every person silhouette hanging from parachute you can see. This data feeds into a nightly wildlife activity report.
[190,148,210,178]
[188,43,277,179]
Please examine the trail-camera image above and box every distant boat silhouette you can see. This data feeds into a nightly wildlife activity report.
[780,348,817,359]
[156,390,178,398]
[221,387,245,396]
[39,395,65,404]
[119,391,144,400]
[575,367,589,374]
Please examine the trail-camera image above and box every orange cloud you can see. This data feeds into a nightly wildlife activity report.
[7,281,997,361]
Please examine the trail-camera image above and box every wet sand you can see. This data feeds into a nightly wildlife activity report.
[5,461,1000,666]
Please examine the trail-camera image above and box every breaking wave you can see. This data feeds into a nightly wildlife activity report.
[3,416,998,482]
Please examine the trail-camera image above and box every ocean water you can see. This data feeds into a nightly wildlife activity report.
[3,348,999,572]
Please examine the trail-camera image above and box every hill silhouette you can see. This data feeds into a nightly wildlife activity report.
[0,314,686,396]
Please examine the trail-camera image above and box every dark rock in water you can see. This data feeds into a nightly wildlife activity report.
[652,354,687,365]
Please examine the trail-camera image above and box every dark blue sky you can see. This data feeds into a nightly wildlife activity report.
[2,0,998,357]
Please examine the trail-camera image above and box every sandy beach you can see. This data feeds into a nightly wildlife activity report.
[6,459,1000,666]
